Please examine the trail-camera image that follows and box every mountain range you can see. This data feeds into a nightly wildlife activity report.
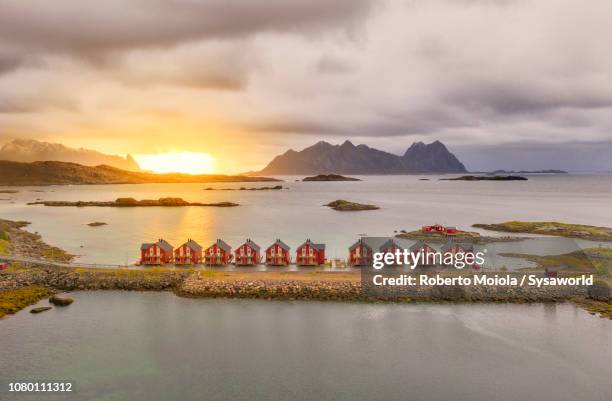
[257,140,466,174]
[0,139,141,171]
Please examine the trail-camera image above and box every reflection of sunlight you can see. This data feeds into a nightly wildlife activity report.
[134,152,215,174]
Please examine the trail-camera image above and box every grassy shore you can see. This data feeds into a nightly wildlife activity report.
[0,219,74,262]
[500,247,612,277]
[473,221,612,241]
[0,286,55,318]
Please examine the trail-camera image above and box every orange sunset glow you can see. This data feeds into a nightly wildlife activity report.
[134,152,216,174]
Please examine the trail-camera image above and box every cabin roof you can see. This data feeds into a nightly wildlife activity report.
[141,239,173,251]
[298,239,325,251]
[410,240,432,252]
[379,238,412,251]
[349,238,366,252]
[157,239,174,252]
[350,237,402,252]
[267,239,290,251]
[184,239,202,252]
[241,239,260,251]
[214,239,231,252]
[459,243,474,251]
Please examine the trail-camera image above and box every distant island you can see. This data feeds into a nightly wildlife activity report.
[303,174,360,182]
[0,160,278,186]
[28,197,239,207]
[324,200,379,211]
[205,185,283,191]
[87,222,108,227]
[487,169,568,174]
[255,140,467,175]
[440,175,528,181]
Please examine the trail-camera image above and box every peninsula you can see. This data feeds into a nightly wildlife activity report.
[28,197,239,207]
[0,160,278,186]
[473,221,612,241]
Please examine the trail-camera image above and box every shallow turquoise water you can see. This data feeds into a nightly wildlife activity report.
[0,292,610,401]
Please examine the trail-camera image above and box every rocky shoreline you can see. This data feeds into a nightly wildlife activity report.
[0,219,74,262]
[1,267,610,318]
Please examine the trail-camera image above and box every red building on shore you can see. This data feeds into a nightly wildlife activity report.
[204,239,232,266]
[422,224,458,235]
[265,239,291,266]
[348,238,374,266]
[441,240,477,268]
[174,239,202,265]
[140,239,174,265]
[234,239,261,266]
[296,239,326,266]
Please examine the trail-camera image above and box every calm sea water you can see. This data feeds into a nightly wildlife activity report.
[0,292,610,401]
[1,174,611,265]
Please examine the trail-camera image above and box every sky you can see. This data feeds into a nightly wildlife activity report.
[1,0,612,173]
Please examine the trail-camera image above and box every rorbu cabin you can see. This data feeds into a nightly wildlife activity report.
[422,224,458,235]
[265,239,291,266]
[296,239,326,266]
[204,239,232,266]
[349,238,374,266]
[349,237,404,267]
[441,241,468,257]
[441,241,478,268]
[378,238,411,266]
[409,241,437,266]
[174,239,202,265]
[140,239,174,265]
[235,239,261,266]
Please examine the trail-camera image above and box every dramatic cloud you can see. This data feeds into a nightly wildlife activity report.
[0,0,611,172]
[0,0,374,56]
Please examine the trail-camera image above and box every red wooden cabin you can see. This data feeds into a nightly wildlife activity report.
[378,238,410,266]
[422,224,458,235]
[234,239,261,266]
[441,241,478,268]
[174,239,203,265]
[140,239,174,265]
[441,241,468,257]
[296,239,326,266]
[349,238,374,266]
[204,239,232,266]
[265,239,291,266]
[409,241,437,266]
[0,262,8,270]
